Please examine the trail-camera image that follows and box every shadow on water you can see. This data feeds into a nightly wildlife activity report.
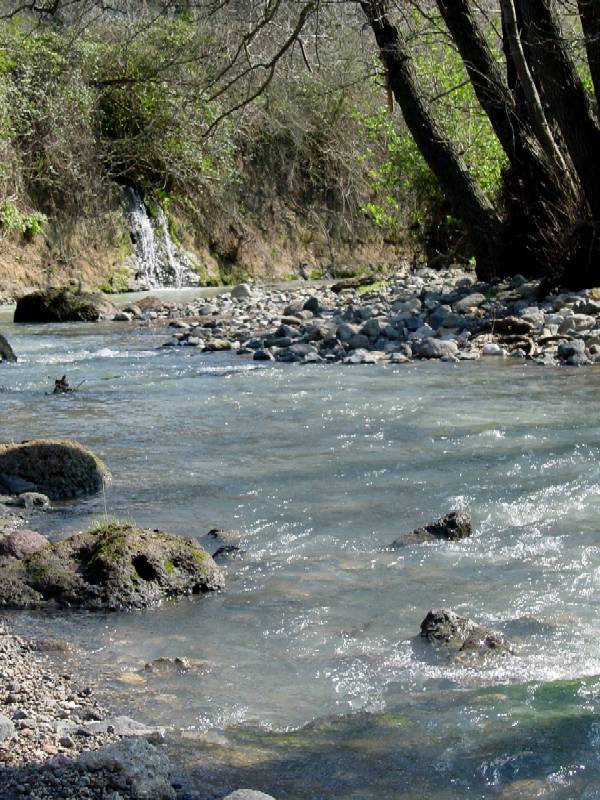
[169,678,600,800]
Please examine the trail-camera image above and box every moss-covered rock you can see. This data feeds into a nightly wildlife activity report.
[0,439,110,500]
[0,522,223,610]
[13,287,114,323]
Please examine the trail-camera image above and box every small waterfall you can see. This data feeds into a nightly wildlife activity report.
[124,186,200,290]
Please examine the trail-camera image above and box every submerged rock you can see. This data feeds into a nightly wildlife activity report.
[0,334,16,363]
[0,522,223,610]
[0,439,109,500]
[420,609,511,656]
[389,511,472,548]
[224,793,277,800]
[13,286,112,323]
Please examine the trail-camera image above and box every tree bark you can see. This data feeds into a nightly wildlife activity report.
[518,0,600,217]
[360,0,503,277]
[577,0,600,105]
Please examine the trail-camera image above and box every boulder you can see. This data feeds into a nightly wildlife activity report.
[0,522,223,610]
[0,529,49,559]
[487,316,534,335]
[14,287,110,323]
[412,338,459,360]
[223,793,277,800]
[420,609,511,656]
[78,738,175,799]
[0,713,15,742]
[0,334,16,363]
[231,283,252,300]
[389,511,472,548]
[0,439,110,500]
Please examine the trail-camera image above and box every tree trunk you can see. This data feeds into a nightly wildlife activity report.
[518,0,600,218]
[577,0,600,106]
[360,0,503,277]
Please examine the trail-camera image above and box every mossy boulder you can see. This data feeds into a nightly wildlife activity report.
[0,522,223,610]
[13,287,114,323]
[0,334,16,363]
[0,439,110,500]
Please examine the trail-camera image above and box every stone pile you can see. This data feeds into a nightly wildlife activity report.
[136,269,600,366]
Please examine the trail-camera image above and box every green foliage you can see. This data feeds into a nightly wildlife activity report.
[357,28,507,258]
[0,201,46,239]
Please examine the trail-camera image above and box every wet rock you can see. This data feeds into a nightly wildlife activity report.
[13,287,110,323]
[4,492,50,510]
[0,529,49,559]
[0,522,223,610]
[389,511,472,548]
[482,342,506,356]
[113,311,133,322]
[78,737,175,799]
[213,544,242,561]
[0,439,110,500]
[0,334,16,363]
[420,609,511,655]
[144,657,190,674]
[0,713,15,742]
[253,349,273,361]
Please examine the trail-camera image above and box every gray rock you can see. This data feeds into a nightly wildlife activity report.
[0,529,50,559]
[78,738,175,799]
[223,792,277,800]
[360,318,383,339]
[113,311,133,322]
[420,609,511,656]
[389,511,472,548]
[253,349,274,361]
[0,334,16,363]
[5,492,50,510]
[303,296,321,315]
[454,293,486,313]
[0,522,222,611]
[557,339,586,359]
[0,713,15,742]
[349,333,370,350]
[412,338,459,359]
[231,284,252,300]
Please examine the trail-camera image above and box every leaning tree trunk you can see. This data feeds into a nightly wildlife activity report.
[360,0,503,278]
[518,0,600,220]
[436,0,580,278]
[577,0,600,107]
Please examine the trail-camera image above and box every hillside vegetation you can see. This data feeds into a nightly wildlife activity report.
[0,2,506,295]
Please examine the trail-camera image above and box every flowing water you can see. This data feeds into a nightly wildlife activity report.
[125,187,199,289]
[2,312,600,798]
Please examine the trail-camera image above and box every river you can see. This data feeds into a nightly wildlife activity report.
[2,311,600,798]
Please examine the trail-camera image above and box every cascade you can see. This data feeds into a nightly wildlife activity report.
[124,186,199,289]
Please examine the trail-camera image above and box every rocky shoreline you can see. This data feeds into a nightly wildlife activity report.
[99,267,600,367]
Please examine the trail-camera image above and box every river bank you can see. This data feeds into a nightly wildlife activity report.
[101,267,600,367]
